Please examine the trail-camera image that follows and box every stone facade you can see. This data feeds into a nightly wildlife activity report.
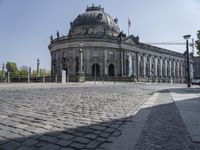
[48,5,186,83]
[193,56,200,79]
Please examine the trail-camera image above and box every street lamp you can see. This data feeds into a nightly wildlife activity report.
[183,34,191,87]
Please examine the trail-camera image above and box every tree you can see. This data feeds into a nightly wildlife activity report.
[32,69,50,77]
[196,30,200,55]
[6,62,19,77]
[0,70,3,78]
[19,65,28,77]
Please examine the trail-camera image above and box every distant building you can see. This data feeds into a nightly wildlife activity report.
[193,56,200,79]
[48,5,188,83]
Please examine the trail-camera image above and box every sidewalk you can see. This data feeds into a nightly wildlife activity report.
[169,87,200,143]
[134,87,200,150]
[109,87,200,150]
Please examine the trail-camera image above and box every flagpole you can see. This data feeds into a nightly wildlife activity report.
[128,25,129,36]
[128,18,131,36]
[128,18,129,36]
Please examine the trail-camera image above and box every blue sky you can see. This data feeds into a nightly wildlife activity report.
[0,0,200,70]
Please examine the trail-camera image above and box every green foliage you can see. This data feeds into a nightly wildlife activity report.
[19,65,28,77]
[4,62,51,78]
[32,69,51,77]
[196,30,200,56]
[0,70,3,77]
[6,62,19,77]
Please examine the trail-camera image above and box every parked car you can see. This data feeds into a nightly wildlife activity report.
[191,79,200,85]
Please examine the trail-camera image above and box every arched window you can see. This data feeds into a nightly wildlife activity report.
[108,64,115,76]
[92,63,100,77]
[97,13,102,20]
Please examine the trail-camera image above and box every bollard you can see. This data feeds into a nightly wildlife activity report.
[28,71,30,83]
[7,72,10,83]
[43,75,45,83]
[55,74,57,83]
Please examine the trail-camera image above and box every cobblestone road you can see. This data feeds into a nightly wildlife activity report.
[0,82,183,150]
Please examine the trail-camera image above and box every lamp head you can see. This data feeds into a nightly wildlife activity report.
[79,42,83,48]
[183,35,191,40]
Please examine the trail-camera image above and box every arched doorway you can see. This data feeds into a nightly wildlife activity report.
[92,63,100,77]
[108,64,115,76]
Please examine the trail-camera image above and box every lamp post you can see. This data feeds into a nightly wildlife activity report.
[183,34,191,87]
[37,58,40,77]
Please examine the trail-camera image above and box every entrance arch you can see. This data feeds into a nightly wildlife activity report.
[108,64,115,76]
[92,63,100,77]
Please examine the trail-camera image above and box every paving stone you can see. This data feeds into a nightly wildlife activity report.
[85,141,101,149]
[35,141,49,147]
[70,142,85,149]
[16,146,35,150]
[74,137,91,144]
[0,137,9,145]
[90,125,106,131]
[59,148,76,150]
[99,132,111,138]
[56,139,73,146]
[42,124,53,130]
[39,135,59,144]
[20,131,33,137]
[33,128,49,134]
[39,143,60,150]
[96,137,106,142]
[22,138,39,146]
[104,127,116,133]
[85,134,98,139]
[0,141,21,150]
[58,133,74,140]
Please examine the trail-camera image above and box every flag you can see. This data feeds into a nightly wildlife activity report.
[128,18,131,28]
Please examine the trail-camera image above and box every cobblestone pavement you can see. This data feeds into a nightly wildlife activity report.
[135,90,200,150]
[0,82,183,150]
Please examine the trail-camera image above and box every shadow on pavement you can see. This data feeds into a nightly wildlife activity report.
[0,89,200,150]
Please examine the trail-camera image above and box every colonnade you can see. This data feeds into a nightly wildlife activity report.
[137,54,185,83]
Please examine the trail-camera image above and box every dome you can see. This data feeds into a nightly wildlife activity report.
[68,5,120,37]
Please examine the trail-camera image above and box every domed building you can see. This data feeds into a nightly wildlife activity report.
[48,5,187,83]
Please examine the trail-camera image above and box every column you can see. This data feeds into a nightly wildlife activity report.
[173,60,176,78]
[157,58,160,77]
[104,50,108,76]
[149,56,152,77]
[169,60,172,77]
[180,62,183,78]
[155,57,158,77]
[133,53,137,76]
[160,58,162,78]
[124,51,127,76]
[160,57,163,78]
[120,48,123,76]
[143,55,146,77]
[177,61,180,78]
[164,59,167,77]
[137,54,141,76]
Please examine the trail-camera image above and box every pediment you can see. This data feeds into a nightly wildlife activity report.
[124,38,136,45]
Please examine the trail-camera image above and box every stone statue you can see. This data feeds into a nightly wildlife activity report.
[57,31,60,39]
[50,35,53,41]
